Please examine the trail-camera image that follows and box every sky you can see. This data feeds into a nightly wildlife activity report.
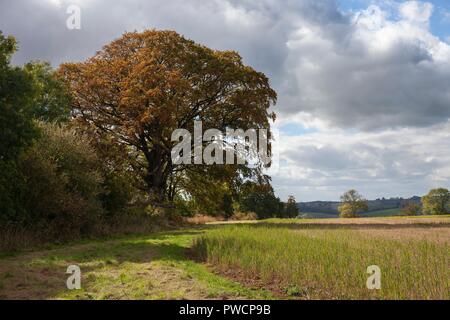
[1,0,449,201]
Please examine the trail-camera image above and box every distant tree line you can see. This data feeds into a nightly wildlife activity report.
[299,197,423,215]
[337,188,449,218]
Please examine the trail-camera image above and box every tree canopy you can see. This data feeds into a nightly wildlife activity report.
[338,189,368,218]
[422,188,449,215]
[283,195,299,218]
[24,61,71,122]
[59,30,277,207]
[0,32,78,223]
[238,179,284,219]
[0,32,37,161]
[0,32,38,220]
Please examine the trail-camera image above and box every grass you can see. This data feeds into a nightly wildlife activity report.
[298,208,443,218]
[0,228,271,300]
[298,212,338,219]
[193,217,450,299]
[299,208,424,218]
[361,208,402,217]
[1,215,448,300]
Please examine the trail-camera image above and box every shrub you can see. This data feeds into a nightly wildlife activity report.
[18,122,104,239]
[401,202,421,216]
[100,170,135,217]
[0,160,27,224]
[230,211,257,221]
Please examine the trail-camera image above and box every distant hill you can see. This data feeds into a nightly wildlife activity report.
[297,196,421,217]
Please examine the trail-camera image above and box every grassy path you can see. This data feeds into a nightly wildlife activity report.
[0,227,272,300]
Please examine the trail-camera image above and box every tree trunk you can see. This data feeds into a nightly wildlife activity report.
[143,145,171,207]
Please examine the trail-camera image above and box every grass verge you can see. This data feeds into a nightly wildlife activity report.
[0,228,272,300]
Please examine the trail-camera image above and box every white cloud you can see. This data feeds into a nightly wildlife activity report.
[1,0,449,200]
[3,0,449,130]
[279,0,450,130]
[399,1,433,24]
[271,120,450,200]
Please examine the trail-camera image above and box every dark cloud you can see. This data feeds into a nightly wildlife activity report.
[2,0,449,130]
[2,0,449,200]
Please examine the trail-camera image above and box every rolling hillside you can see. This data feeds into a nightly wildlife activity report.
[297,197,421,217]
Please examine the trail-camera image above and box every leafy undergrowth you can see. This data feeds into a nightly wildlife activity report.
[193,221,449,300]
[0,228,271,300]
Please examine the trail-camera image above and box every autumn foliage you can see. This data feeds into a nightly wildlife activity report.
[59,30,277,206]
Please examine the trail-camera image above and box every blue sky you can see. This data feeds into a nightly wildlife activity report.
[338,0,450,40]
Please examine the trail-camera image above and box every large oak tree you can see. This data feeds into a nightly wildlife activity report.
[59,30,277,206]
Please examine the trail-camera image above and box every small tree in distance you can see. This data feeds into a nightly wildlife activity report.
[422,188,450,215]
[401,201,421,216]
[338,189,368,218]
[283,195,299,218]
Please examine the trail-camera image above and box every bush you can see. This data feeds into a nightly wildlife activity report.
[18,122,104,239]
[100,170,135,217]
[0,160,27,224]
[401,202,421,216]
[230,211,257,221]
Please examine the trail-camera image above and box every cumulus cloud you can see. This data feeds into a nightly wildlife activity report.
[1,0,449,200]
[2,0,449,130]
[271,120,450,200]
[399,1,433,24]
[281,1,450,130]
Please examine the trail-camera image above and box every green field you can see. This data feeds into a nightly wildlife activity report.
[298,212,338,219]
[0,216,448,300]
[300,208,404,218]
[361,208,403,217]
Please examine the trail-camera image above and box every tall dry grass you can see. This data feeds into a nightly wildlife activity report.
[194,224,449,299]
